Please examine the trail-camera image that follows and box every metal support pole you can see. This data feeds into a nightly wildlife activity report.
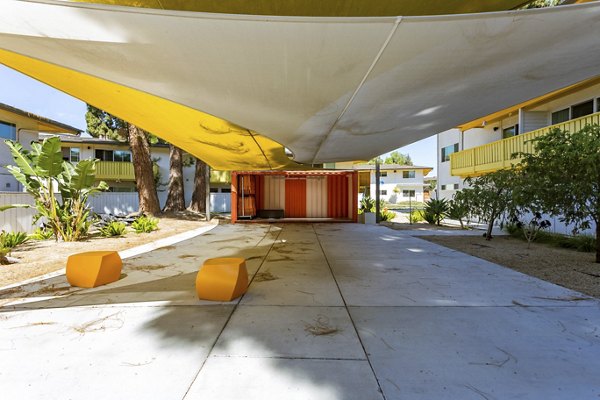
[205,166,211,222]
[375,159,381,223]
[409,193,412,225]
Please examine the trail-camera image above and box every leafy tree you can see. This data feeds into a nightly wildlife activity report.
[85,106,127,141]
[384,151,413,166]
[3,137,107,241]
[368,151,413,165]
[520,0,563,9]
[517,125,600,262]
[86,105,160,214]
[448,191,470,229]
[463,169,519,240]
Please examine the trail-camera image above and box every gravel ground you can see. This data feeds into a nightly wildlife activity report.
[0,214,213,288]
[420,234,600,298]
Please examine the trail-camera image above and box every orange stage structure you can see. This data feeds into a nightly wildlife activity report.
[231,171,358,223]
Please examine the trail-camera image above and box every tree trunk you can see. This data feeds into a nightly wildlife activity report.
[188,157,208,213]
[163,144,185,213]
[485,213,495,241]
[596,221,600,263]
[128,124,160,215]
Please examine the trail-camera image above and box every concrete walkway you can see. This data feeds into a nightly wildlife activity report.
[1,223,599,399]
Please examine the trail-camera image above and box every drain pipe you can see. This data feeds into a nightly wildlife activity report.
[205,165,211,222]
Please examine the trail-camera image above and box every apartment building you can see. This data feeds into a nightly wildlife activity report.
[437,77,600,199]
[0,103,81,191]
[436,77,600,233]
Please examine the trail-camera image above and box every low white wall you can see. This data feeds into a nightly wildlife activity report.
[0,191,231,233]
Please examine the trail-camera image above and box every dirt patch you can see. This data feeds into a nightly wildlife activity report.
[254,271,279,282]
[304,315,339,336]
[0,216,211,288]
[420,235,600,298]
[127,264,169,273]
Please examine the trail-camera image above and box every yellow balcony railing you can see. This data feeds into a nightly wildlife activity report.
[96,161,135,181]
[450,111,600,177]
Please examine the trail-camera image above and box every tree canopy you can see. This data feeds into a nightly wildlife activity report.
[517,125,600,262]
[369,151,413,165]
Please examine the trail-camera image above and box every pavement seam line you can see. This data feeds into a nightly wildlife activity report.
[180,224,283,400]
[312,224,388,400]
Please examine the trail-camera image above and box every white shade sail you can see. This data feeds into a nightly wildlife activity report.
[0,1,599,169]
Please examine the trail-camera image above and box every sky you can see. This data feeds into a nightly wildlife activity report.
[0,64,437,176]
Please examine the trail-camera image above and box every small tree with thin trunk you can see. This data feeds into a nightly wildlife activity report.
[463,169,519,240]
[517,125,600,262]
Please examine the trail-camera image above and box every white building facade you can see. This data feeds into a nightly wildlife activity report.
[358,165,432,203]
[436,79,600,234]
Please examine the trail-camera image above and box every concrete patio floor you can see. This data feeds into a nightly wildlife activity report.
[1,223,599,399]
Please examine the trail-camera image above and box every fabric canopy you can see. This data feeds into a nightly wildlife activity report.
[1,1,599,170]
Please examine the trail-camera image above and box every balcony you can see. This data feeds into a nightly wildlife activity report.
[96,161,136,181]
[450,111,600,177]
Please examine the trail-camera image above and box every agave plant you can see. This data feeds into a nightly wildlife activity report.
[3,137,108,241]
[424,198,449,226]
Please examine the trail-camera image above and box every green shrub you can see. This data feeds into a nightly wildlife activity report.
[99,221,127,237]
[29,227,54,241]
[379,208,396,222]
[360,196,376,213]
[132,216,159,234]
[421,209,437,225]
[0,231,29,261]
[0,231,29,250]
[424,199,449,226]
[409,210,424,223]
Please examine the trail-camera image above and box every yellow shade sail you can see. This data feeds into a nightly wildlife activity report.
[0,49,298,170]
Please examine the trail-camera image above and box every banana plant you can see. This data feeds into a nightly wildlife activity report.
[3,137,108,241]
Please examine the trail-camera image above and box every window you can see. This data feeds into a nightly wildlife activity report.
[95,149,113,161]
[551,108,569,125]
[61,147,80,162]
[441,184,459,191]
[597,98,600,112]
[402,190,415,197]
[380,190,387,196]
[0,121,16,140]
[95,149,131,162]
[221,188,231,193]
[502,124,519,139]
[380,171,387,177]
[571,100,593,119]
[210,188,219,193]
[441,143,459,162]
[114,150,132,162]
[70,148,80,162]
[402,170,415,179]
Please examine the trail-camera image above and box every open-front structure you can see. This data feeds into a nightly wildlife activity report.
[231,171,358,223]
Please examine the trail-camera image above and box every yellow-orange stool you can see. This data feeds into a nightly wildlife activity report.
[66,251,123,288]
[196,257,248,301]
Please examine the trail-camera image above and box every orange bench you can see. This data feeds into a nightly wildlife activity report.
[196,257,248,301]
[66,251,123,288]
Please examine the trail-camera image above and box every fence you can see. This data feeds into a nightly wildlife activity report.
[0,191,231,233]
